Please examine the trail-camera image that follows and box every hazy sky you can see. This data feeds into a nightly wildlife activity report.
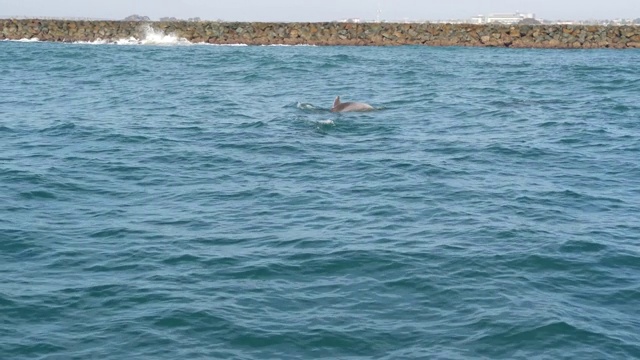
[1,0,638,21]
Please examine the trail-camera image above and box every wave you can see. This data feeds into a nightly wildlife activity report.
[3,33,318,47]
[74,25,194,46]
[3,27,319,47]
[296,102,321,111]
[3,37,40,42]
[4,25,249,47]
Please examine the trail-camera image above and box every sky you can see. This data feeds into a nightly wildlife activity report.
[1,0,638,22]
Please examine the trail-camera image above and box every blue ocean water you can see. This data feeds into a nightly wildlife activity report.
[1,39,639,359]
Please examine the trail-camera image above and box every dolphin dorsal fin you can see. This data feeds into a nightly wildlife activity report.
[333,96,341,108]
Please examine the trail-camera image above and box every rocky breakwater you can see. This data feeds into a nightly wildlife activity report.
[1,19,147,42]
[2,19,640,48]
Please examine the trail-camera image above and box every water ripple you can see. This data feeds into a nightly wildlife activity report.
[1,42,639,359]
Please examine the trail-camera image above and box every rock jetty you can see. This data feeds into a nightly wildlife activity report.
[2,19,639,48]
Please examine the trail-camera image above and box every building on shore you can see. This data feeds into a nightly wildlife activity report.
[470,11,536,25]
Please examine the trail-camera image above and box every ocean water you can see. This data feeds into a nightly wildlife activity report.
[1,35,640,360]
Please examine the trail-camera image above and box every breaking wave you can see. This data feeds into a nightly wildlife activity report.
[4,25,249,46]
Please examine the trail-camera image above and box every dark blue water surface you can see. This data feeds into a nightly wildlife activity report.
[1,40,639,359]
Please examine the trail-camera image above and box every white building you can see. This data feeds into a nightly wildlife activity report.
[470,12,536,25]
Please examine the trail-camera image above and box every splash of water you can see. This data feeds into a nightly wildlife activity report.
[4,37,40,42]
[297,102,319,110]
[113,25,192,46]
[3,26,296,46]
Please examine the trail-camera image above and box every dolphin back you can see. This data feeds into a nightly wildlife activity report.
[331,96,374,112]
[339,102,373,112]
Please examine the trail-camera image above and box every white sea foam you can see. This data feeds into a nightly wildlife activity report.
[80,25,194,46]
[4,28,303,47]
[67,25,246,46]
[73,38,108,45]
[4,37,40,42]
[297,102,319,110]
[135,25,192,45]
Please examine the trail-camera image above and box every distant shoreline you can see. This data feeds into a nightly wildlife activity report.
[2,19,639,48]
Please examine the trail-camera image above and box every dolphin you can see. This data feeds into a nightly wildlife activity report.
[330,96,374,112]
